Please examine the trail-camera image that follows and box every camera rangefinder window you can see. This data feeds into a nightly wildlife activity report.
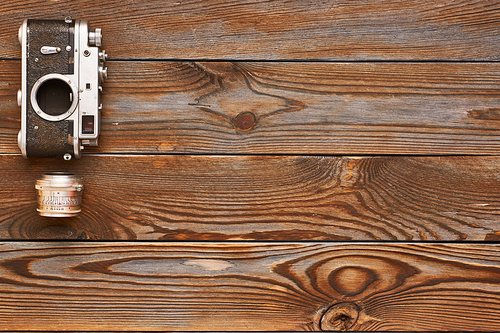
[35,78,73,116]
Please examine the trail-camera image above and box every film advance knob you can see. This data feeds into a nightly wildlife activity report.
[88,28,102,47]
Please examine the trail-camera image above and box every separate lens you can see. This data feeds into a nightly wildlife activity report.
[35,172,83,217]
[35,79,73,116]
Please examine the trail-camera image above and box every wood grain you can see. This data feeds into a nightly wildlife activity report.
[2,0,500,60]
[2,1,500,332]
[0,242,498,331]
[1,154,499,241]
[2,60,500,155]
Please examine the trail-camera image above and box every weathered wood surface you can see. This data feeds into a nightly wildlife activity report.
[1,1,500,331]
[1,154,499,241]
[1,0,500,60]
[2,60,500,155]
[0,242,498,331]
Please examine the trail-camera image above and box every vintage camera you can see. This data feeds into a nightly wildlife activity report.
[17,18,107,159]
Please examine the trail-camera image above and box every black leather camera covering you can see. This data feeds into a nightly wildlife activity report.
[26,20,75,157]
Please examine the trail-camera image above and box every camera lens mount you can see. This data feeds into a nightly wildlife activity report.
[30,73,78,122]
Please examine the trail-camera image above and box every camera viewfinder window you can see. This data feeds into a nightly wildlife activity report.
[36,79,73,116]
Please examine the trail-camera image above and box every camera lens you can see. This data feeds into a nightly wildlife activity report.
[36,78,73,116]
[35,172,83,217]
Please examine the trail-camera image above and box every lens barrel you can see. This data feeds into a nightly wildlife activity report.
[35,172,83,217]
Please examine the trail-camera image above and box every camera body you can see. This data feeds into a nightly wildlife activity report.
[17,18,107,159]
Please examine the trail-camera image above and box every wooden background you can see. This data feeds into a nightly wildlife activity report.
[1,0,500,331]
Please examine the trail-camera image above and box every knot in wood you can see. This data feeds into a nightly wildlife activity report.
[320,302,360,331]
[234,112,256,131]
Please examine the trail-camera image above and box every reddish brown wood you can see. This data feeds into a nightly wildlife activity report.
[2,60,500,155]
[1,2,499,331]
[0,155,499,241]
[0,243,498,331]
[1,0,500,60]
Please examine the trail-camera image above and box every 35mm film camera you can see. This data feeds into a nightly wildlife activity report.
[17,18,107,159]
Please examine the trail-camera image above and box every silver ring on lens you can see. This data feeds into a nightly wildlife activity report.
[35,172,83,217]
[30,73,79,122]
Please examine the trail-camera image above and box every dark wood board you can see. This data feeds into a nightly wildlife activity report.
[1,0,500,60]
[2,60,500,155]
[1,154,499,241]
[0,242,499,331]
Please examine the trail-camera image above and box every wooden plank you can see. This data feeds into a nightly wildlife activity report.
[1,154,499,241]
[2,0,500,60]
[0,242,498,331]
[2,60,500,155]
